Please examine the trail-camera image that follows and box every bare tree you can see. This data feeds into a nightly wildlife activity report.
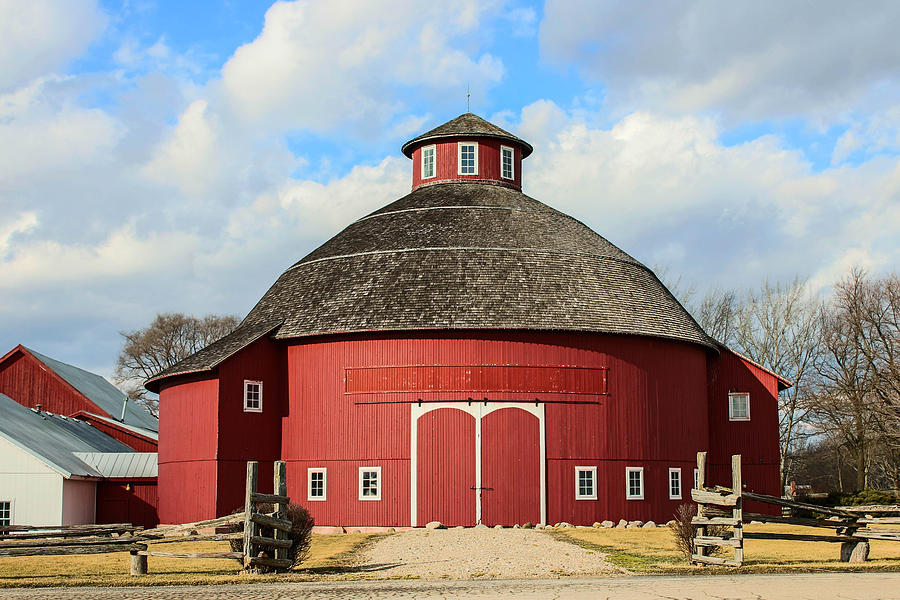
[694,287,739,346]
[115,313,240,416]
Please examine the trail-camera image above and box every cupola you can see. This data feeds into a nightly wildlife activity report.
[401,113,533,192]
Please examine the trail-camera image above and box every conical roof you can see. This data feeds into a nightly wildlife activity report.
[401,113,533,158]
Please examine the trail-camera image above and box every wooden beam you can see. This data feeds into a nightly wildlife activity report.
[138,551,244,559]
[741,492,859,519]
[273,460,289,565]
[691,489,739,506]
[691,553,741,567]
[695,536,742,547]
[251,535,292,549]
[692,517,740,526]
[243,461,258,568]
[743,531,859,543]
[249,556,293,569]
[0,543,147,557]
[141,513,244,537]
[250,492,290,505]
[148,532,242,545]
[0,536,139,549]
[695,451,708,562]
[743,512,856,530]
[250,513,292,533]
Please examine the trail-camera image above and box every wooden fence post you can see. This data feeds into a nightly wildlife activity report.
[731,454,744,565]
[243,461,259,568]
[130,548,148,575]
[274,460,289,567]
[695,452,707,562]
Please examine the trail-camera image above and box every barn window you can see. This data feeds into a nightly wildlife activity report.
[308,468,327,501]
[421,145,436,179]
[728,392,750,421]
[669,468,682,500]
[0,501,11,526]
[243,380,263,412]
[501,145,514,179]
[626,467,644,500]
[359,467,381,501]
[575,466,597,500]
[458,142,478,175]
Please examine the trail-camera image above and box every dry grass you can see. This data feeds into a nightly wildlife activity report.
[0,533,378,588]
[555,523,900,574]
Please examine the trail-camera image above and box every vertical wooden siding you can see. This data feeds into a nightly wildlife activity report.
[417,408,476,526]
[96,480,159,528]
[74,414,158,452]
[410,139,522,190]
[0,349,108,418]
[481,408,540,526]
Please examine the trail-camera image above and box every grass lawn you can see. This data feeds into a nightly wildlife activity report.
[0,533,380,588]
[553,523,900,574]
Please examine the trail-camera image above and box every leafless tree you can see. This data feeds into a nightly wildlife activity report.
[115,313,240,416]
[694,287,739,347]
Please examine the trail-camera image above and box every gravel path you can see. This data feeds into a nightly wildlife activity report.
[353,527,619,580]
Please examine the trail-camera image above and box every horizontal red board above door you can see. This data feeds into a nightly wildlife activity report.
[345,365,607,395]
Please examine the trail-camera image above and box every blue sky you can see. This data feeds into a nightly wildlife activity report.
[1,0,899,380]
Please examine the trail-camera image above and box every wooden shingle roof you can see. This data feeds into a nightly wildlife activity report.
[401,113,533,158]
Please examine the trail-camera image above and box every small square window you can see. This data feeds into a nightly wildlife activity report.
[500,145,514,180]
[626,467,644,500]
[308,468,327,501]
[359,467,381,501]
[243,380,263,412]
[575,466,597,500]
[0,501,11,526]
[729,392,750,421]
[458,142,478,175]
[669,468,682,500]
[421,145,436,179]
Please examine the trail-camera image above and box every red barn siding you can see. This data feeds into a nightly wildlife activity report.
[96,480,159,528]
[417,408,476,526]
[157,376,219,524]
[73,412,158,452]
[0,348,108,418]
[481,408,540,526]
[411,139,522,190]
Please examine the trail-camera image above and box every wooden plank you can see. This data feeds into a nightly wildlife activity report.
[0,523,134,533]
[139,551,244,559]
[858,517,900,524]
[249,556,293,569]
[141,513,244,537]
[731,454,744,565]
[1,529,141,541]
[691,489,739,506]
[696,451,708,561]
[0,536,139,548]
[149,533,243,544]
[743,531,859,543]
[691,553,741,567]
[695,536,742,547]
[744,512,857,530]
[273,460,289,564]
[0,543,147,557]
[836,505,900,515]
[692,517,740,526]
[251,535,292,549]
[250,513,292,533]
[742,492,859,519]
[250,492,290,505]
[854,529,900,541]
[243,461,258,568]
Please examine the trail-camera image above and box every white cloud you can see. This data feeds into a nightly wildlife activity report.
[0,0,106,92]
[0,212,38,257]
[539,0,900,121]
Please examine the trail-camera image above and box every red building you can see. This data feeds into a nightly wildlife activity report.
[147,114,789,527]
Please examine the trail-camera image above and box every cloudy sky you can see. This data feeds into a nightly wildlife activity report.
[2,0,899,380]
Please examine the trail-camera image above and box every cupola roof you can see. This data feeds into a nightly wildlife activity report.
[401,112,533,158]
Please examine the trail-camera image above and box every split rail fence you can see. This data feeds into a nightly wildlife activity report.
[0,460,293,576]
[690,451,900,567]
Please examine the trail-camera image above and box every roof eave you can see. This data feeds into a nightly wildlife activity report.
[401,133,533,159]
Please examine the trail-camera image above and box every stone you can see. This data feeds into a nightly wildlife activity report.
[385,527,396,533]
[615,519,627,529]
[841,541,870,563]
[454,526,465,529]
[601,520,615,528]
[494,524,503,529]
[592,522,602,528]
[513,524,520,529]
[642,521,656,528]
[522,522,534,529]
[666,520,676,527]
[625,523,638,529]
[535,524,545,529]
[557,521,573,529]
[425,521,445,530]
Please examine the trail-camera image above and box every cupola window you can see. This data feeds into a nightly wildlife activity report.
[421,145,435,179]
[458,142,478,175]
[501,145,514,180]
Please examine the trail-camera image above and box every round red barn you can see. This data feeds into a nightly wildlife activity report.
[148,113,787,527]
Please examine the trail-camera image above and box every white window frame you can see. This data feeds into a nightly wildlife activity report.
[457,141,478,176]
[243,380,263,413]
[0,500,12,527]
[626,466,644,500]
[693,467,700,489]
[574,466,598,500]
[421,144,436,179]
[500,145,514,180]
[728,392,751,421]
[307,468,327,501]
[668,467,682,500]
[359,466,382,501]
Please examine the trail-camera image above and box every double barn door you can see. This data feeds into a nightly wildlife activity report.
[413,403,544,527]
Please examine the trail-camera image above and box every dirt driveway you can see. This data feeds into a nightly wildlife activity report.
[352,527,619,579]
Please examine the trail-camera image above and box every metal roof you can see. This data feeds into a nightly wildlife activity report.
[26,347,158,432]
[0,394,133,478]
[78,411,158,441]
[73,452,157,478]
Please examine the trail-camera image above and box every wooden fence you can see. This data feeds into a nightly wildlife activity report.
[690,451,900,566]
[0,460,293,575]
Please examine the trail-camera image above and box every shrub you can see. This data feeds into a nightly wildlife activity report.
[226,502,315,570]
[669,503,729,559]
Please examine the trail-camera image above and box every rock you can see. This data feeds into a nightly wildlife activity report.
[494,524,503,529]
[385,527,396,533]
[557,521,573,529]
[535,524,545,529]
[642,521,656,528]
[522,522,534,529]
[592,522,602,528]
[513,524,520,529]
[601,520,615,528]
[454,526,464,529]
[615,519,627,529]
[841,541,870,562]
[666,520,676,527]
[425,521,445,530]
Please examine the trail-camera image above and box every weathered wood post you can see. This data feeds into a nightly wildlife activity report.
[243,461,259,568]
[274,460,289,566]
[731,454,744,565]
[695,451,707,562]
[129,548,148,575]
